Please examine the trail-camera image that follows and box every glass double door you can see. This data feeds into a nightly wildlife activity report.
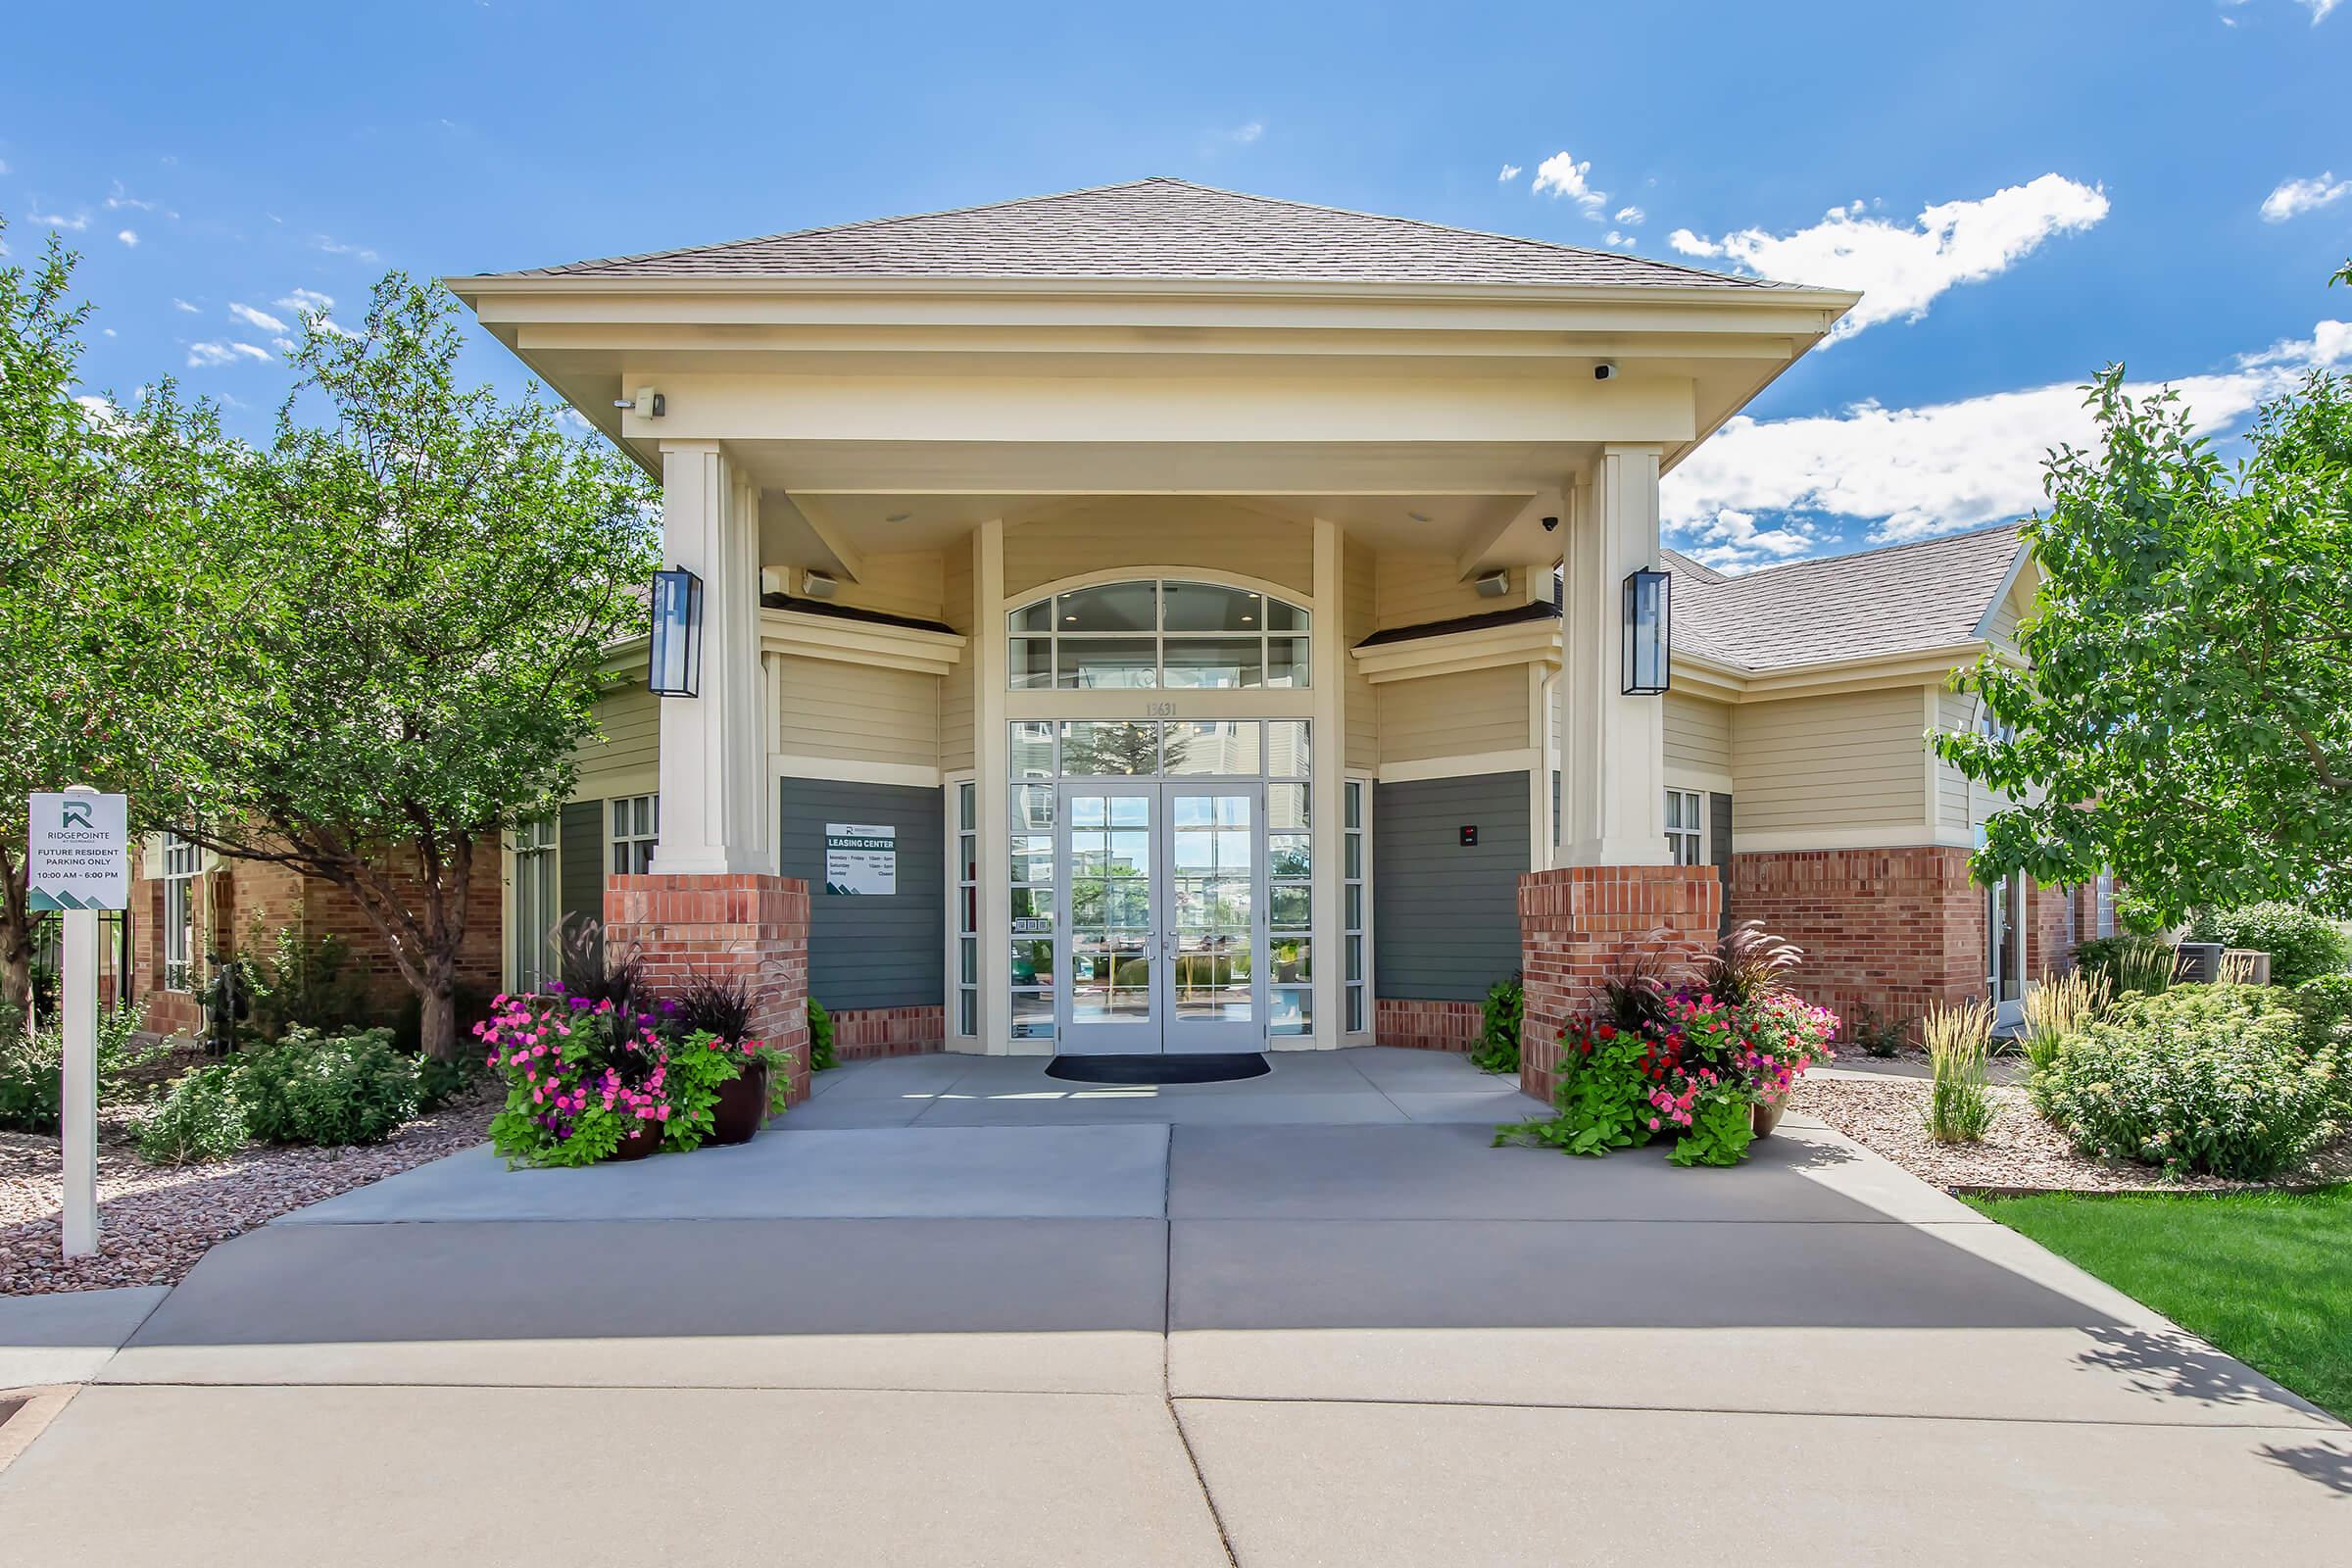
[1056,779,1264,1054]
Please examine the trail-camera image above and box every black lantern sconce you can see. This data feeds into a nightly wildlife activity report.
[648,565,704,698]
[1621,566,1670,696]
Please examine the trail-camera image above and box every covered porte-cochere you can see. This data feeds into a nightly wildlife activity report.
[451,179,1854,1082]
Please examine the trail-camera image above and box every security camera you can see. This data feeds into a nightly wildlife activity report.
[1541,515,1559,533]
[1592,362,1618,381]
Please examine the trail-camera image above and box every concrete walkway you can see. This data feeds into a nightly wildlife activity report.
[2,1048,2344,1564]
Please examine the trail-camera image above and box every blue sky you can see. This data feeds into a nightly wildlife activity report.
[6,0,2348,568]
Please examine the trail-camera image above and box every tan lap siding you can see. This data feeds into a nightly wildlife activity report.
[1374,553,1520,632]
[1002,501,1312,600]
[576,676,660,798]
[777,656,942,768]
[1378,666,1529,765]
[1731,686,1926,835]
[794,549,944,623]
[1663,692,1732,778]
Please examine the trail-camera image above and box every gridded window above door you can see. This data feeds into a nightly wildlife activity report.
[1006,579,1309,690]
[610,794,660,875]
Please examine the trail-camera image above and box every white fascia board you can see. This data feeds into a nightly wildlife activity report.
[1350,619,1562,684]
[759,608,968,677]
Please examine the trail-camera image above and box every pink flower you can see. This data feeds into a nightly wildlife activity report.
[656,1105,671,1121]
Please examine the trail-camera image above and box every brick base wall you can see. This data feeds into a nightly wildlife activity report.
[1375,998,1484,1053]
[830,1004,945,1060]
[1727,847,2079,1043]
[1519,865,1721,1103]
[604,873,813,1107]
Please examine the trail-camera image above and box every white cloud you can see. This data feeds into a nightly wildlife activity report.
[1668,174,2110,340]
[229,302,288,333]
[311,233,380,262]
[116,228,138,247]
[28,210,90,231]
[1659,318,2352,566]
[2298,0,2341,22]
[276,287,334,313]
[186,340,271,368]
[1531,150,1606,212]
[1498,164,1522,183]
[2261,172,2350,221]
[1602,230,1639,249]
[172,297,200,313]
[104,183,162,213]
[1614,205,1644,224]
[1224,121,1263,145]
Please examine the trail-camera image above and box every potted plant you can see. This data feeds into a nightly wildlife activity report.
[669,972,769,1146]
[478,991,671,1167]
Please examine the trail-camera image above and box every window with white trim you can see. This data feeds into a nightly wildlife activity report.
[1345,778,1369,1035]
[161,833,200,992]
[1006,579,1309,690]
[955,780,978,1039]
[1665,789,1704,866]
[610,794,660,874]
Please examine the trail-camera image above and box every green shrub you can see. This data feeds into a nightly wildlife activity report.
[0,1006,164,1133]
[241,924,374,1041]
[1847,1004,1909,1058]
[138,1065,251,1165]
[2076,935,2178,997]
[2289,974,2352,1071]
[237,1027,421,1147]
[807,997,837,1073]
[415,1053,480,1112]
[2185,904,2352,988]
[1469,974,1524,1074]
[2034,986,2342,1180]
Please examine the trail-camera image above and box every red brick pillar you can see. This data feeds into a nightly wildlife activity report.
[604,873,813,1107]
[1518,865,1722,1103]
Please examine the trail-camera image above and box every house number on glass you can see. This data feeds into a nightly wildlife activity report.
[1145,701,1177,717]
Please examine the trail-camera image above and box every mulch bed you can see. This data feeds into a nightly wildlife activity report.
[2,1087,498,1298]
[1795,1074,2352,1196]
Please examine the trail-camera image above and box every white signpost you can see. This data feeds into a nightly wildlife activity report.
[29,787,130,1259]
[823,823,897,896]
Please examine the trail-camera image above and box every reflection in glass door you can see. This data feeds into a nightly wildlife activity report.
[1165,786,1263,1053]
[1057,784,1157,1051]
[1988,871,2026,1029]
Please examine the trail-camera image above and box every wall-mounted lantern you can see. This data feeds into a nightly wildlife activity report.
[648,565,704,698]
[1621,566,1670,696]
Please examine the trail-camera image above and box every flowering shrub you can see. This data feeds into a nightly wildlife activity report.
[1498,973,1838,1168]
[481,992,675,1168]
[2033,985,2343,1180]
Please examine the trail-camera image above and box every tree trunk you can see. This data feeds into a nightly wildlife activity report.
[418,973,461,1064]
[0,850,32,1022]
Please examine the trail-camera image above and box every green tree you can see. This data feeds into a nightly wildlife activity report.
[1936,264,2352,921]
[155,275,657,1059]
[0,220,219,1013]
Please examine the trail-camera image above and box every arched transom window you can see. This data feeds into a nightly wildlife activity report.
[1007,579,1310,690]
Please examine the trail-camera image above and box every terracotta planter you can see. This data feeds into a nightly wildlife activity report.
[710,1061,772,1146]
[1751,1096,1787,1139]
[607,1117,662,1161]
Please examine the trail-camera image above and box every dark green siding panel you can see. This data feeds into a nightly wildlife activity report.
[778,779,945,1011]
[1709,792,1734,938]
[558,800,605,962]
[1373,771,1528,1004]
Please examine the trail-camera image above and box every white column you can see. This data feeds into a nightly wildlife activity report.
[653,442,773,875]
[1561,445,1671,866]
[1309,517,1345,1049]
[973,518,1013,1054]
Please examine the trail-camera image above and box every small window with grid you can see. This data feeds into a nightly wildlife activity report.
[610,794,660,875]
[1665,789,1704,866]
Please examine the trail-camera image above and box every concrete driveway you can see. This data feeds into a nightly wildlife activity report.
[2,1048,2344,1565]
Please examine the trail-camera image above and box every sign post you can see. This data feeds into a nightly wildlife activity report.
[28,786,130,1260]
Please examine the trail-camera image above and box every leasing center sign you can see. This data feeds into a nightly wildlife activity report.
[823,823,897,896]
[28,792,130,911]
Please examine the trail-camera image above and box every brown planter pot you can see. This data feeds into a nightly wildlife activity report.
[1751,1096,1787,1139]
[710,1061,772,1146]
[607,1117,662,1161]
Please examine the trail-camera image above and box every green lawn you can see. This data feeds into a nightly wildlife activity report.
[1965,1185,2352,1422]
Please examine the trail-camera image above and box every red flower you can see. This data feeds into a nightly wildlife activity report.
[1595,1023,1616,1041]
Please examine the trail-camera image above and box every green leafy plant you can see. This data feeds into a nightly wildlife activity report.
[806,997,837,1073]
[415,1052,479,1113]
[1497,1021,1653,1156]
[0,1004,163,1133]
[481,993,664,1168]
[240,923,373,1041]
[137,1064,250,1165]
[1847,1004,1909,1058]
[2291,972,2352,1057]
[1469,973,1523,1074]
[2186,904,2352,988]
[1667,1079,1757,1168]
[237,1026,421,1147]
[1923,998,1996,1144]
[2032,985,2343,1179]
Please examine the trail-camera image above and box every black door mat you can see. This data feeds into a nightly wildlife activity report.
[1046,1053,1270,1086]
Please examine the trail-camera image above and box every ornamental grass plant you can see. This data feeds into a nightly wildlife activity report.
[2020,968,2112,1077]
[1923,997,1996,1144]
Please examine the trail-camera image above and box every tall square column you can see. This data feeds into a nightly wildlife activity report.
[653,441,772,875]
[1560,445,1670,867]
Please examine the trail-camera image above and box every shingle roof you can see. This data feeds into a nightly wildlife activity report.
[484,177,1821,291]
[1668,524,2027,671]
